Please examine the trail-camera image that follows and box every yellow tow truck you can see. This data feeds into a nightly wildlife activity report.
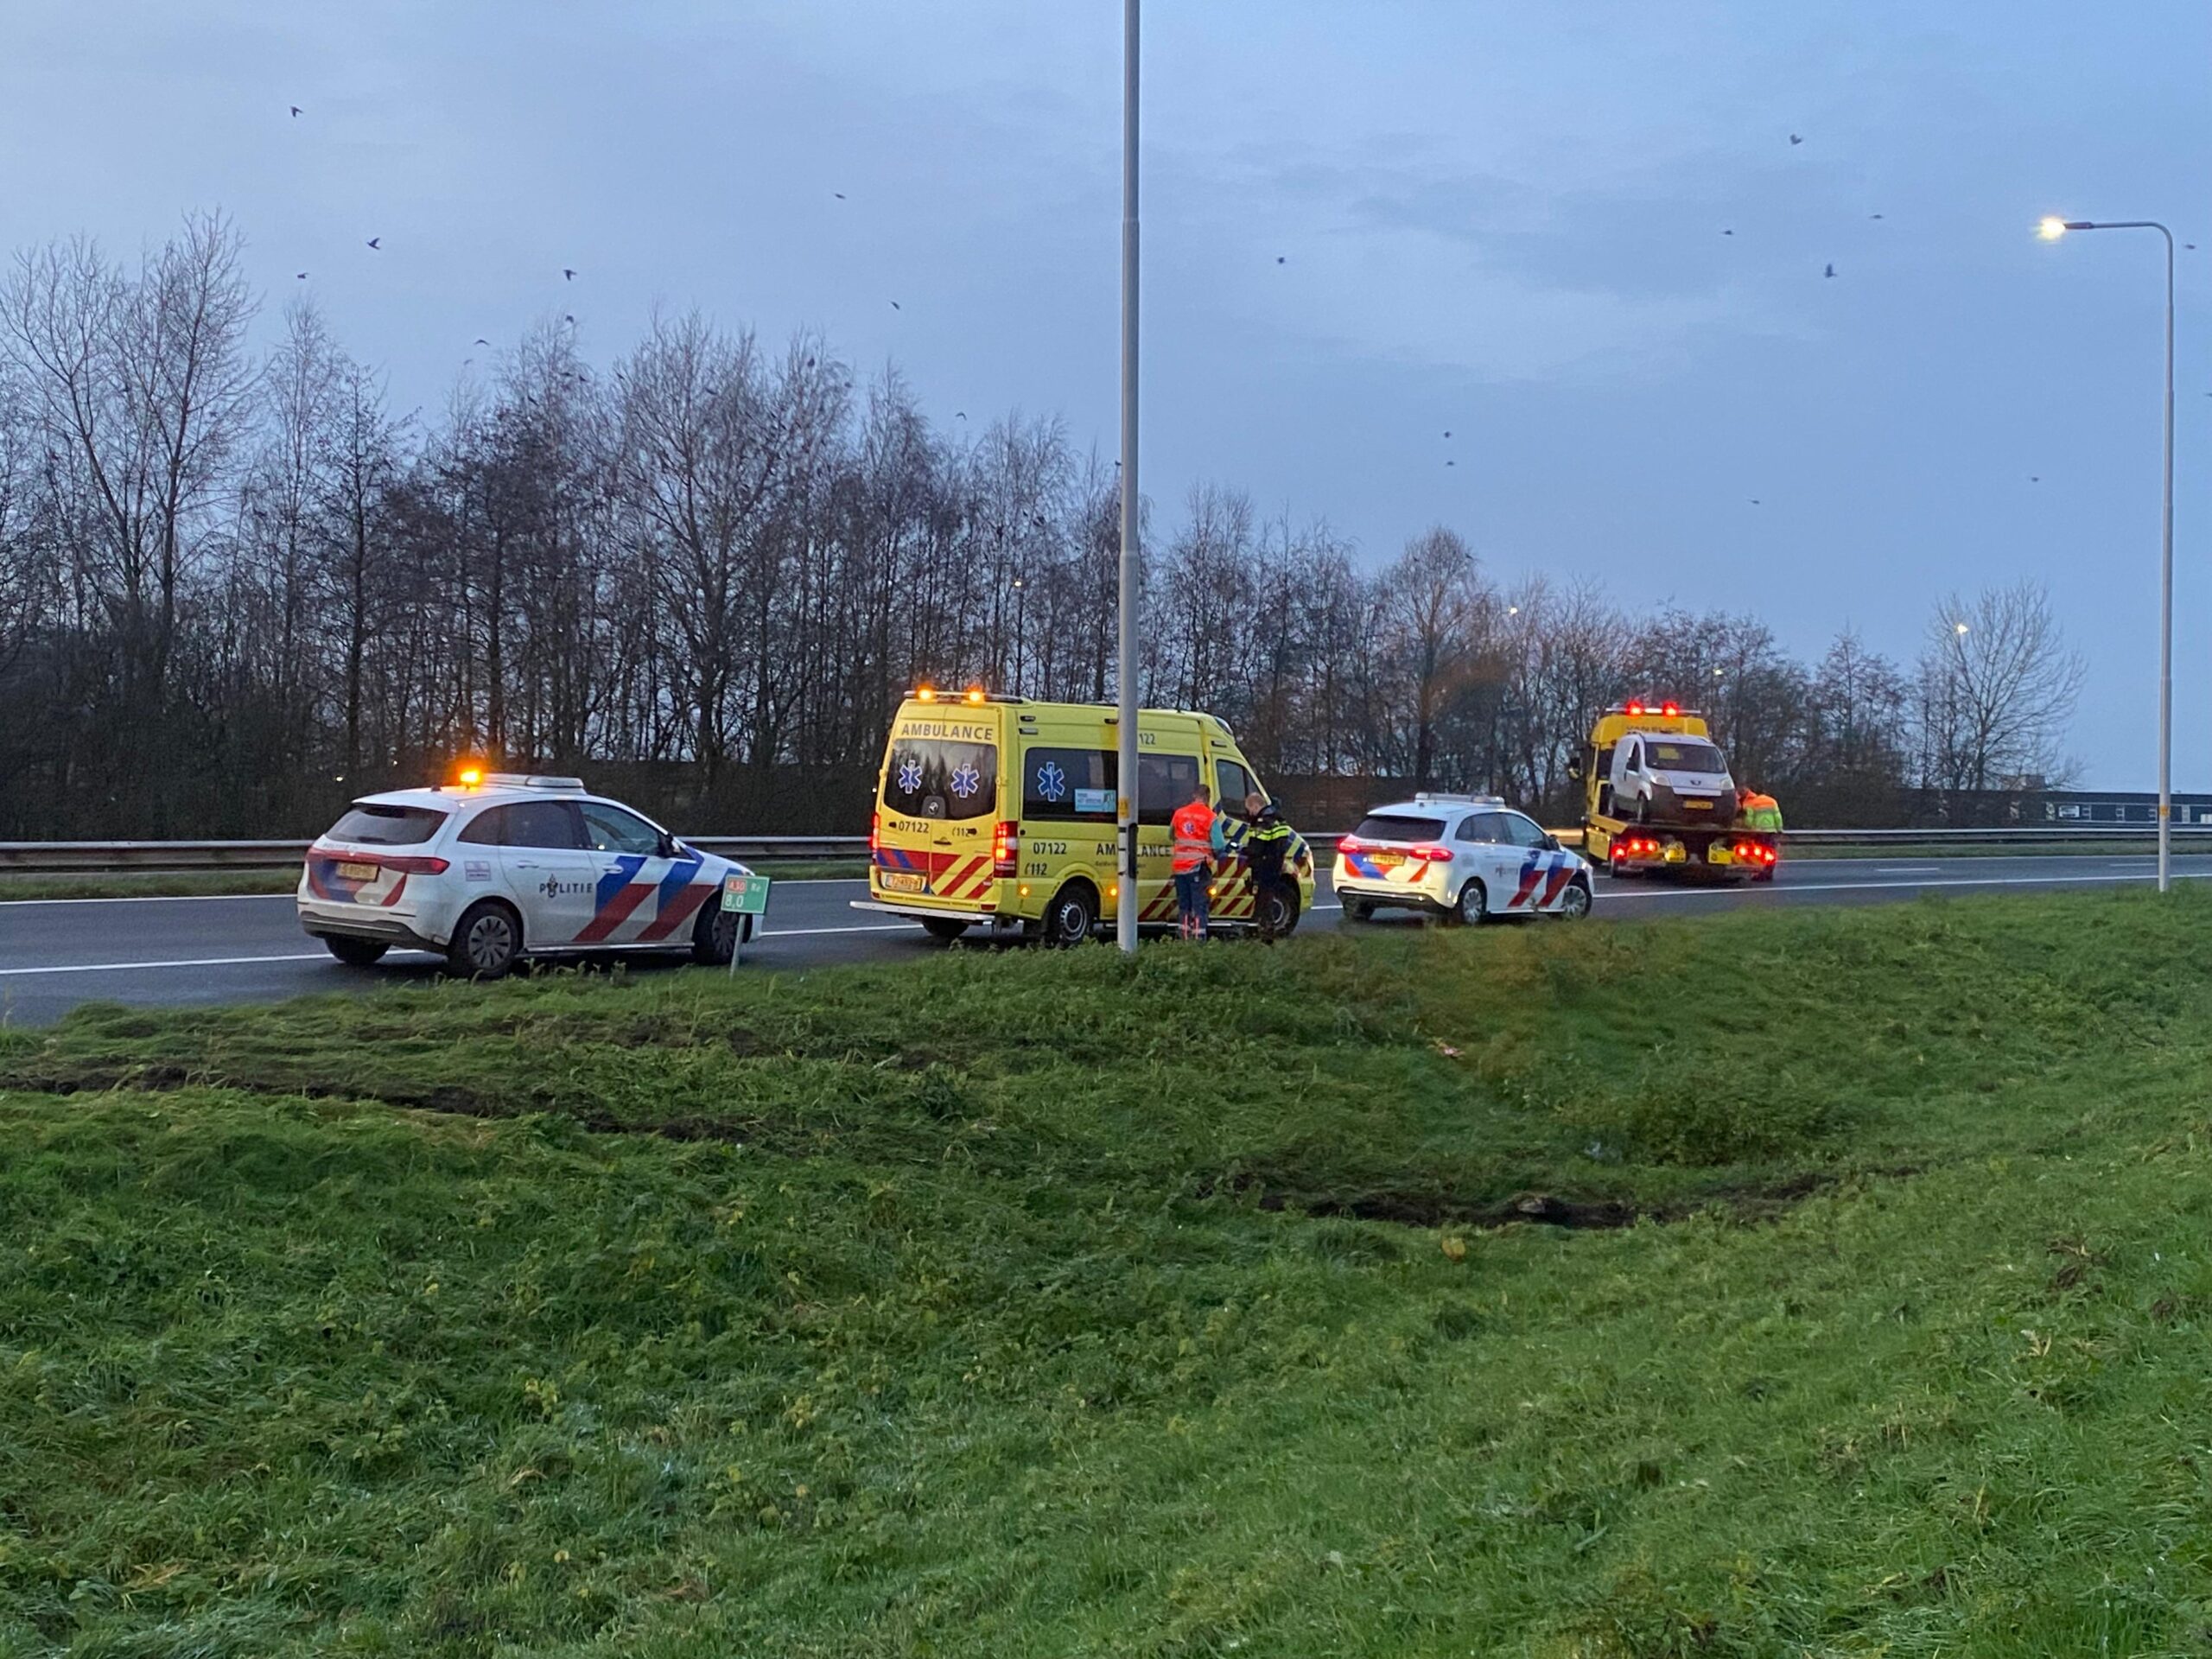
[1568,701,1777,881]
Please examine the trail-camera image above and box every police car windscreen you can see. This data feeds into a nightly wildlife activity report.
[1647,741,1726,772]
[327,803,448,845]
[1352,812,1446,842]
[882,738,998,821]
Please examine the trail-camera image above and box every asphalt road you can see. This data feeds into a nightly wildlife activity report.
[3,854,2207,1027]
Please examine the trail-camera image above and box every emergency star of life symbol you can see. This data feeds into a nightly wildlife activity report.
[950,761,982,799]
[897,757,923,794]
[1035,760,1066,802]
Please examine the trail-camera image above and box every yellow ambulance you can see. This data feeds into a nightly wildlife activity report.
[853,690,1317,944]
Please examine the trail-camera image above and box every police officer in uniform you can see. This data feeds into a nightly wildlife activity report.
[1242,801,1299,944]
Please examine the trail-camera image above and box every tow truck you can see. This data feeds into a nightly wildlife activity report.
[1568,701,1777,881]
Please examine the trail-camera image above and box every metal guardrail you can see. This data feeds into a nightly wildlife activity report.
[0,835,869,872]
[1,823,2204,874]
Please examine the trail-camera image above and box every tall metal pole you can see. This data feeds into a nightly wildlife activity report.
[1115,0,1141,952]
[2158,225,2174,892]
[2041,219,2175,890]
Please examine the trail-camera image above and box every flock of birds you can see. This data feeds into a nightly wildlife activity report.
[284,106,2171,499]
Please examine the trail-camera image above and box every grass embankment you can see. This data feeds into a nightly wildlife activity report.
[3,895,2212,1654]
[0,860,868,903]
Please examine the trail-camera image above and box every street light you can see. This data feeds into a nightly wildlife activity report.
[1011,577,1027,696]
[1115,0,1141,952]
[2037,214,2176,891]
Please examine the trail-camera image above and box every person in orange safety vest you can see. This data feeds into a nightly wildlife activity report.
[1170,784,1226,940]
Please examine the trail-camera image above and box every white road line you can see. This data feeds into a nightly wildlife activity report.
[1874,864,1944,874]
[0,876,878,908]
[0,951,332,978]
[1605,869,2212,900]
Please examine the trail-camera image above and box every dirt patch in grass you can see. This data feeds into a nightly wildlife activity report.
[1220,1165,1880,1230]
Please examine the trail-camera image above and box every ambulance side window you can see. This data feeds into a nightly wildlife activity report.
[1136,754,1202,825]
[1214,760,1259,818]
[1024,747,1115,823]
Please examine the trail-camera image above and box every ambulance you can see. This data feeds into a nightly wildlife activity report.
[854,690,1317,944]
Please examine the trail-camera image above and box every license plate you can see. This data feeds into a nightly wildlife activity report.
[880,870,926,893]
[337,861,378,880]
[1685,799,1713,810]
[1370,850,1407,869]
[1707,845,1732,864]
[1663,844,1688,863]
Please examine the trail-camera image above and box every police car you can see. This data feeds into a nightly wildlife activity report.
[297,771,753,977]
[1333,793,1592,925]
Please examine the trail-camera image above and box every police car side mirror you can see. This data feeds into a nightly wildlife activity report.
[659,833,683,859]
[1542,833,1561,852]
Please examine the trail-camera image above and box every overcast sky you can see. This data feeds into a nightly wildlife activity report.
[4,2,2207,786]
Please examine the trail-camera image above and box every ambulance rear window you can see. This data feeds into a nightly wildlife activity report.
[882,739,999,822]
[1352,812,1446,843]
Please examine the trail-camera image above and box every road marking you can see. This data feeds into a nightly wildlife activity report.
[0,951,332,978]
[1875,864,1944,874]
[1605,868,2212,900]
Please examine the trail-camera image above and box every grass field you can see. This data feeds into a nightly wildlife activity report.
[3,893,2212,1654]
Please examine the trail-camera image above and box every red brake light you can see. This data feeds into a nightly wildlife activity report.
[379,855,449,875]
[993,820,1019,877]
[869,811,881,855]
[1412,844,1454,863]
[1338,835,1363,854]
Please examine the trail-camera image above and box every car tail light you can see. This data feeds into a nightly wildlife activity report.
[869,811,880,855]
[1411,844,1454,863]
[1337,835,1365,855]
[993,820,1019,877]
[378,855,449,875]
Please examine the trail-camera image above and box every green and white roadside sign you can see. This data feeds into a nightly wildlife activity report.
[721,870,771,969]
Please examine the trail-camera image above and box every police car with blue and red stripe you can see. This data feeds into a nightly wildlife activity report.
[297,771,753,977]
[1333,793,1593,925]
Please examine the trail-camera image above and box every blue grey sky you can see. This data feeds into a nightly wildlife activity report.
[5,2,2207,785]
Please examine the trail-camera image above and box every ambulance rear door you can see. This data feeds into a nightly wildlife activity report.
[874,705,1005,909]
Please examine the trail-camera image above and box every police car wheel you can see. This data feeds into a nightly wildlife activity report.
[922,918,971,942]
[324,936,388,968]
[1042,884,1097,947]
[1553,878,1592,920]
[692,902,743,964]
[1448,880,1488,926]
[448,900,521,979]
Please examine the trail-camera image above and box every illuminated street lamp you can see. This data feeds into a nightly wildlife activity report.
[2037,214,2175,890]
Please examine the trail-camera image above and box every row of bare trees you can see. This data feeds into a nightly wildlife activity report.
[0,214,2082,837]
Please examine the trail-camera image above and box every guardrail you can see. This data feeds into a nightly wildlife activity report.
[0,835,869,872]
[2,823,2205,874]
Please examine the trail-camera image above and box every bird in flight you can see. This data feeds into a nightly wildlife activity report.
[474,337,490,346]
[955,411,967,420]
[289,105,302,117]
[2031,475,2041,483]
[1446,459,1456,467]
[1276,255,1287,264]
[365,238,381,251]
[563,268,575,281]
[1722,228,1734,237]
[890,300,901,310]
[563,314,575,324]
[833,192,846,200]
[1824,263,1836,278]
[1750,498,1762,505]
[1870,213,1884,220]
[1789,133,1803,145]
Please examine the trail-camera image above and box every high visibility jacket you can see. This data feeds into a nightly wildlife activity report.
[1171,801,1216,873]
[1740,792,1783,832]
[1243,819,1296,881]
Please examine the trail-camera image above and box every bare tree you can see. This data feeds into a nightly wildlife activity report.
[1915,582,2083,810]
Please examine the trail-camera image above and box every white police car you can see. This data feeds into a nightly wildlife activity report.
[297,772,753,977]
[1334,793,1593,925]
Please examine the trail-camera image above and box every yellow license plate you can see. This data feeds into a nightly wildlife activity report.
[337,861,378,880]
[1663,844,1688,863]
[1371,850,1407,869]
[1685,798,1713,810]
[880,870,926,893]
[1707,845,1732,864]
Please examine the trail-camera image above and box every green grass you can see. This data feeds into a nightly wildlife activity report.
[0,861,868,904]
[5,894,2212,1653]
